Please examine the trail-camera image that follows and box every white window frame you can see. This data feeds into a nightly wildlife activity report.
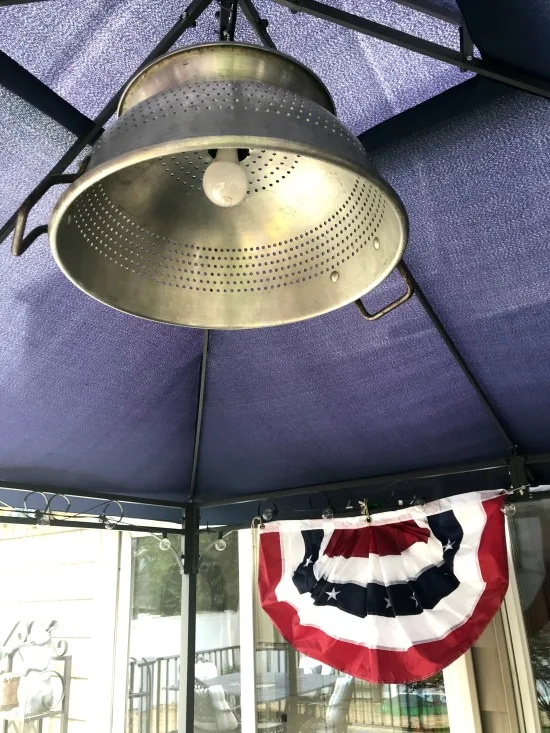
[110,532,134,733]
[501,519,542,733]
[238,528,258,733]
[443,651,482,733]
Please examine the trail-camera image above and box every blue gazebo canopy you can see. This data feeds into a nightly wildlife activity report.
[0,0,548,526]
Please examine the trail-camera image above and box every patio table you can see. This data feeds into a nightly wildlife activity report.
[205,672,336,703]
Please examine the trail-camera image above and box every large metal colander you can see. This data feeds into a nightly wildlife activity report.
[49,43,407,328]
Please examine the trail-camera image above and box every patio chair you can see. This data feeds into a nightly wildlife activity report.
[299,655,322,675]
[195,659,219,681]
[297,676,355,733]
[194,678,239,732]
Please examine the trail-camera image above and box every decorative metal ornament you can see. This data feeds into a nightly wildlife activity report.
[47,43,408,328]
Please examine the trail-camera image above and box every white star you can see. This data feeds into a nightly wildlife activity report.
[410,593,419,607]
[326,588,340,601]
[443,540,454,552]
[304,556,313,567]
[385,597,392,609]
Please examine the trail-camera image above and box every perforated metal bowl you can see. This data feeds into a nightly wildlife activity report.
[49,43,407,328]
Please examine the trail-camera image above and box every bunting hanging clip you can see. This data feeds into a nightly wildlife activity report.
[359,499,372,523]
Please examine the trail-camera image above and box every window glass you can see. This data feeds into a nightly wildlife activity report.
[140,526,451,733]
[129,529,242,733]
[254,631,448,732]
[193,531,241,732]
[251,520,449,733]
[191,527,449,733]
[508,494,550,730]
[128,533,183,733]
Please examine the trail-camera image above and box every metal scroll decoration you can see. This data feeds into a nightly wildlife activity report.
[258,490,508,683]
[1,621,68,717]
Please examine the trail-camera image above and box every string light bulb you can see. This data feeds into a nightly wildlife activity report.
[202,148,248,207]
[261,508,274,523]
[214,533,227,552]
[322,507,334,520]
[502,503,516,517]
[158,533,171,551]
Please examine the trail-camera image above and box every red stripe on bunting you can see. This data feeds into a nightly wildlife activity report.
[258,495,507,683]
[324,520,430,558]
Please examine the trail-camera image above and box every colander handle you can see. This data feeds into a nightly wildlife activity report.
[12,173,79,257]
[355,262,414,321]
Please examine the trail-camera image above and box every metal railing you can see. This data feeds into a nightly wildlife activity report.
[127,647,240,733]
[255,643,448,731]
[126,644,448,733]
[198,645,241,675]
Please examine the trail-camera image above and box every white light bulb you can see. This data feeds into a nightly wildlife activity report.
[214,538,227,552]
[158,537,171,551]
[202,148,247,207]
[502,503,517,517]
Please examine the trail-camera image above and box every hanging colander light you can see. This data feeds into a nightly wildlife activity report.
[17,43,410,328]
